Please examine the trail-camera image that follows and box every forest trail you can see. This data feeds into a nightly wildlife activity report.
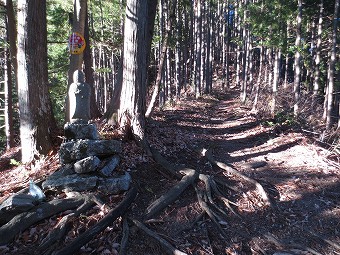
[129,88,340,254]
[0,88,340,254]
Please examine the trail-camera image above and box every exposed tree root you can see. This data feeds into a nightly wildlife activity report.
[150,146,183,179]
[119,216,129,255]
[199,174,240,218]
[144,169,199,220]
[202,148,272,206]
[131,218,187,255]
[54,186,137,255]
[264,232,323,255]
[194,186,228,238]
[38,197,95,254]
[0,196,86,245]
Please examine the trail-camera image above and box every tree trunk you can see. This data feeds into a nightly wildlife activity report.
[193,0,202,98]
[84,7,102,119]
[252,46,263,111]
[313,0,323,104]
[4,31,14,149]
[325,0,339,129]
[4,0,15,149]
[271,48,281,116]
[103,0,157,124]
[293,0,302,117]
[17,0,54,163]
[67,0,87,122]
[5,0,17,90]
[118,0,151,154]
[241,0,249,103]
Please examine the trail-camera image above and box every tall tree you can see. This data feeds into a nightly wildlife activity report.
[325,0,339,129]
[293,0,302,117]
[67,0,87,121]
[4,0,16,148]
[313,0,323,102]
[83,6,102,119]
[118,0,151,154]
[17,0,55,163]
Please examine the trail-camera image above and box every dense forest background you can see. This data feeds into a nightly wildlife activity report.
[0,0,339,161]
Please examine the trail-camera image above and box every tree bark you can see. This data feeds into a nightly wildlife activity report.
[4,17,14,149]
[67,0,87,122]
[325,0,339,129]
[17,0,54,163]
[313,0,323,101]
[84,6,102,119]
[118,0,151,154]
[293,0,302,117]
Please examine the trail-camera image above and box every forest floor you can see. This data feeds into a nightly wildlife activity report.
[0,86,340,255]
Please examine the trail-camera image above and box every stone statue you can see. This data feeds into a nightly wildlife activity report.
[68,70,91,123]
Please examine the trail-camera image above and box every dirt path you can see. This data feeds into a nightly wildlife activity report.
[0,89,339,255]
[129,90,340,254]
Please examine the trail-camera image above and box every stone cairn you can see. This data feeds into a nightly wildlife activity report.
[42,70,131,193]
[0,71,130,223]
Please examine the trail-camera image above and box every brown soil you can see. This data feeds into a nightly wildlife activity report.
[0,88,339,255]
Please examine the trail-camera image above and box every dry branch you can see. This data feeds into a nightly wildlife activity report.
[144,169,199,220]
[132,218,187,255]
[54,187,137,255]
[202,149,272,206]
[0,196,85,245]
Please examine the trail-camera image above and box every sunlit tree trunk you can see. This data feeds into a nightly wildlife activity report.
[325,0,339,129]
[313,0,323,103]
[293,0,302,117]
[225,0,231,88]
[17,0,55,163]
[240,0,249,103]
[193,0,202,97]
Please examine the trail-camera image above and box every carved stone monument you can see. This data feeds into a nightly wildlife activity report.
[68,70,91,124]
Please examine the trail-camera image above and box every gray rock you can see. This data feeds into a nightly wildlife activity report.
[59,139,122,164]
[42,174,98,192]
[64,123,98,140]
[0,194,37,213]
[74,156,101,174]
[97,172,131,194]
[98,155,120,177]
[0,194,38,225]
[47,164,75,180]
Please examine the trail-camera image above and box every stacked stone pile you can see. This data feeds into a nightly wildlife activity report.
[42,70,131,194]
[0,70,130,223]
[42,122,131,194]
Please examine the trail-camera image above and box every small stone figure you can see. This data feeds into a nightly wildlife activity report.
[68,70,91,123]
